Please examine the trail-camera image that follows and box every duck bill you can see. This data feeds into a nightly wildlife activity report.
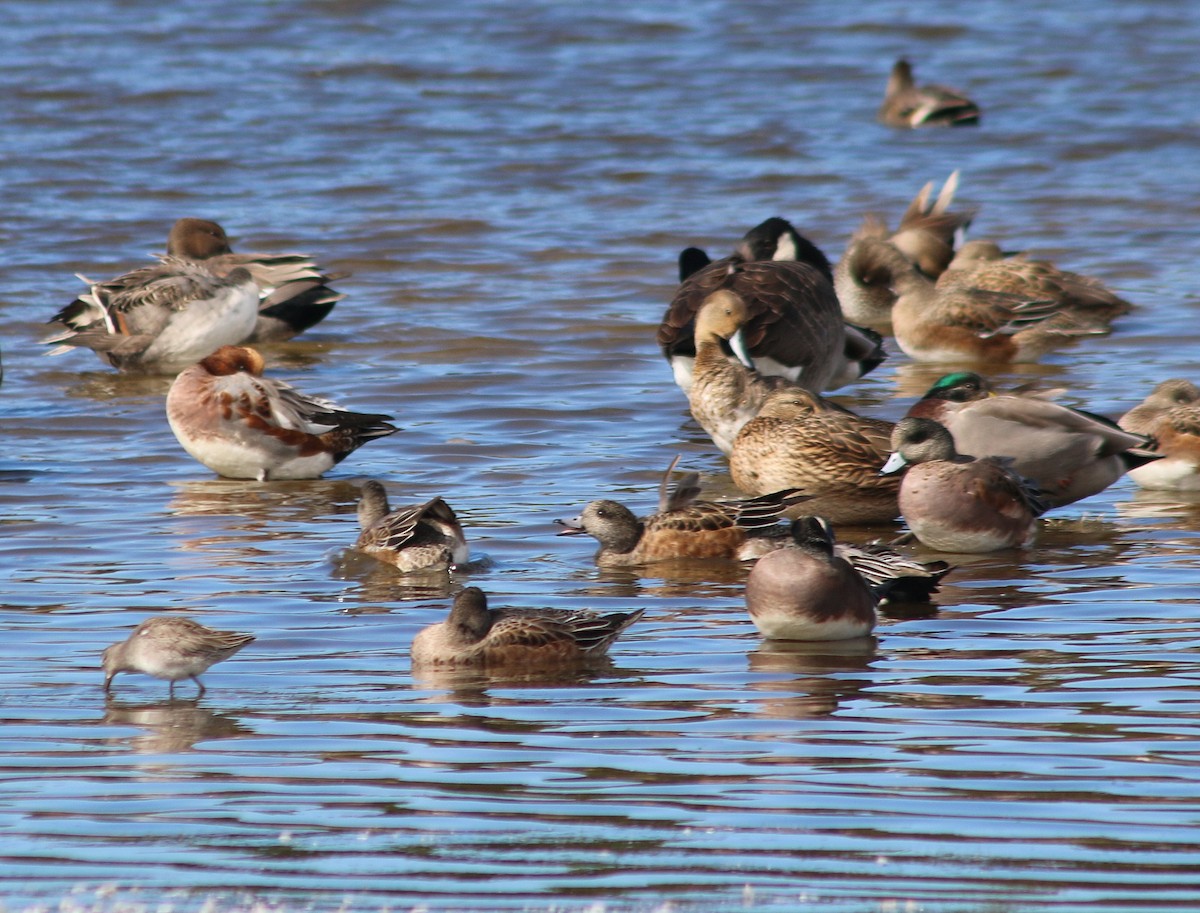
[554,517,586,536]
[728,330,754,369]
[880,452,908,475]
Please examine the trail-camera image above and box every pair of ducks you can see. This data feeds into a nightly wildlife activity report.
[46,218,343,373]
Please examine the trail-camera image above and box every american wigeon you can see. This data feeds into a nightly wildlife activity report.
[102,616,254,698]
[165,218,347,343]
[744,517,879,641]
[659,218,883,391]
[939,240,1132,331]
[166,345,397,480]
[877,59,981,129]
[410,587,643,667]
[1119,379,1200,490]
[906,372,1159,506]
[554,457,807,565]
[729,387,900,525]
[354,481,469,572]
[44,260,259,374]
[882,417,1046,552]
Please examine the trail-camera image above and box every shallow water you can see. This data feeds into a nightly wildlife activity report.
[1,1,1200,911]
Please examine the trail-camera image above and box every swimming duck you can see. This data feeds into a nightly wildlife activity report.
[1119,379,1200,490]
[882,417,1046,552]
[877,58,981,129]
[166,345,397,480]
[554,456,807,565]
[745,517,879,641]
[354,481,469,572]
[102,616,255,698]
[729,387,900,525]
[410,587,643,667]
[44,260,259,374]
[907,372,1159,506]
[165,218,347,343]
[659,218,884,391]
[938,240,1132,331]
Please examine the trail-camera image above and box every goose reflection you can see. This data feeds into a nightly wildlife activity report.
[102,697,252,754]
[747,637,878,720]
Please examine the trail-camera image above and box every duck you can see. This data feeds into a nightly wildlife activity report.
[354,481,469,572]
[745,517,879,641]
[887,252,1105,363]
[410,587,643,667]
[164,218,347,343]
[877,58,981,129]
[102,616,255,698]
[554,456,807,566]
[906,372,1159,506]
[44,260,259,374]
[882,417,1046,552]
[1118,379,1200,490]
[729,387,900,525]
[938,240,1132,331]
[166,345,398,480]
[686,288,804,454]
[835,172,974,333]
[659,218,884,392]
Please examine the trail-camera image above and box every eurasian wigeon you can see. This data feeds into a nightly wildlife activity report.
[1119,379,1200,490]
[882,417,1047,553]
[166,345,397,481]
[907,371,1159,506]
[102,616,255,698]
[554,457,807,566]
[354,480,468,572]
[410,587,643,668]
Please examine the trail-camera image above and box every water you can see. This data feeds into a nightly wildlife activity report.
[1,1,1199,911]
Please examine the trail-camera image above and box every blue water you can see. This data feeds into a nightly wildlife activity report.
[1,1,1199,911]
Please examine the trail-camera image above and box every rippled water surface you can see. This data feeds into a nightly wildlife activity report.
[2,1,1200,911]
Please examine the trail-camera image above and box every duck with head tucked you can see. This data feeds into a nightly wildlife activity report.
[659,217,884,393]
[354,481,468,573]
[729,387,900,525]
[906,372,1159,507]
[878,58,981,129]
[555,456,807,566]
[410,587,643,668]
[166,345,397,481]
[883,417,1047,553]
[1119,379,1200,490]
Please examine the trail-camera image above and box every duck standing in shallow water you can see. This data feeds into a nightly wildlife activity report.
[1119,379,1200,490]
[877,59,980,129]
[45,260,259,374]
[102,616,255,698]
[410,587,643,668]
[354,480,468,573]
[164,218,346,343]
[555,457,807,566]
[882,417,1047,553]
[166,345,397,480]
